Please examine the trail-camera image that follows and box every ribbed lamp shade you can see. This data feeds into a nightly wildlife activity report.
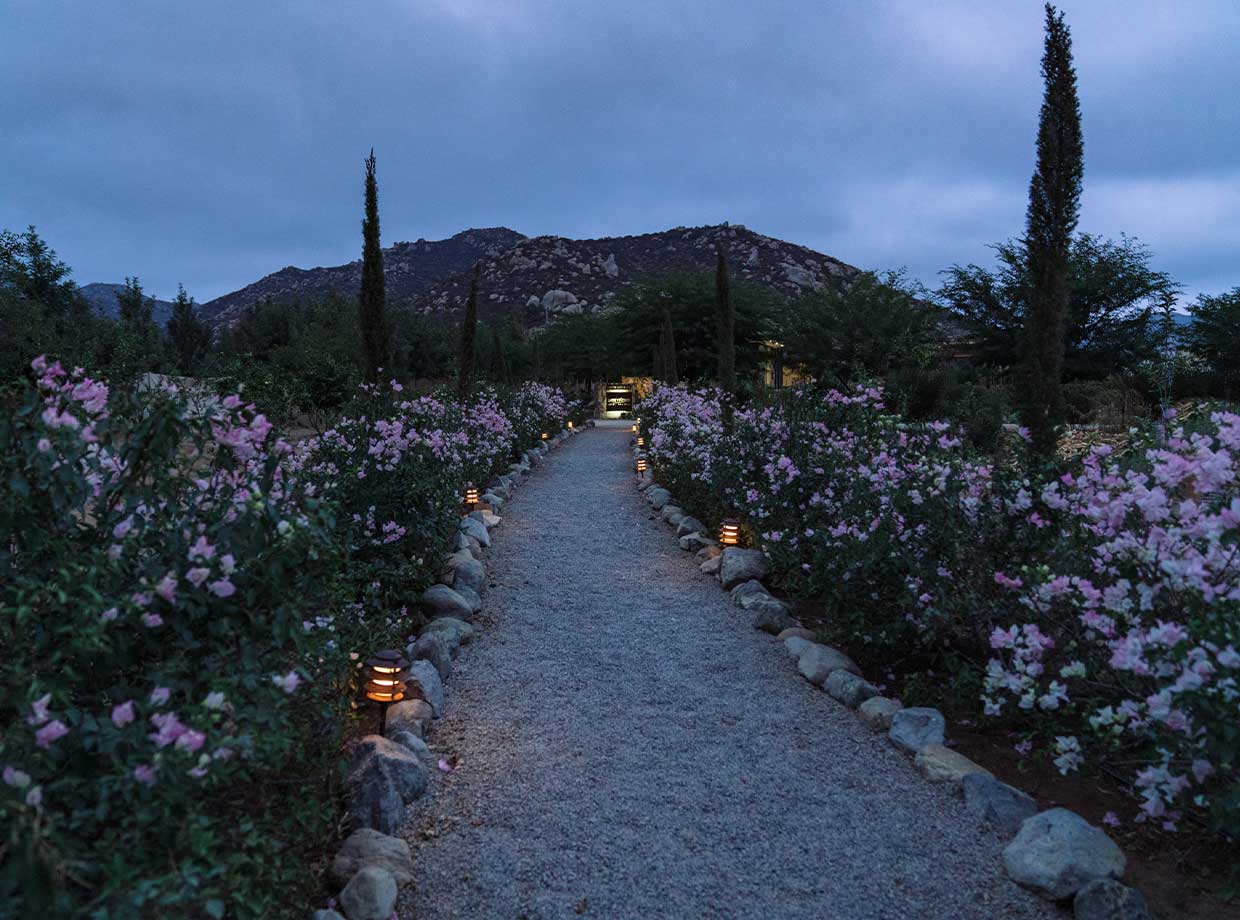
[364,650,410,703]
[720,520,740,546]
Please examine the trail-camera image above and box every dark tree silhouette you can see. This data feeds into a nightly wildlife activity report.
[1019,4,1084,455]
[358,149,390,384]
[457,263,480,396]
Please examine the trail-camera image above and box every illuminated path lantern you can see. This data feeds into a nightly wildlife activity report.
[364,649,409,734]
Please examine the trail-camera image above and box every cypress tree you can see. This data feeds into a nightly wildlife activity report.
[489,322,510,384]
[1019,5,1083,455]
[166,284,210,376]
[457,263,480,396]
[358,149,390,384]
[652,342,664,382]
[715,245,735,393]
[661,308,679,384]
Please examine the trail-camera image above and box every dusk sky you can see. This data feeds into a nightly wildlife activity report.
[2,0,1237,305]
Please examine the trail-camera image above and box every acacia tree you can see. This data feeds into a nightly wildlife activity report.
[1020,4,1084,455]
[457,263,480,396]
[358,149,389,384]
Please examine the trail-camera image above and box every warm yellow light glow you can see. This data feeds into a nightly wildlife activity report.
[635,458,648,474]
[720,520,740,546]
[567,421,574,429]
[541,432,549,440]
[631,424,638,433]
[464,485,480,508]
[364,650,410,705]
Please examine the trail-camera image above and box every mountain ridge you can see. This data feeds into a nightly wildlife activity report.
[199,223,863,327]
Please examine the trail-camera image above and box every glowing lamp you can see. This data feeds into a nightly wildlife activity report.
[720,519,740,546]
[364,649,410,734]
[567,420,574,429]
[630,424,638,433]
[464,484,480,509]
[635,458,648,476]
[636,436,645,448]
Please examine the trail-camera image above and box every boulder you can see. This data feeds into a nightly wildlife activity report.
[784,636,814,659]
[647,488,672,510]
[731,580,770,605]
[331,828,415,886]
[388,730,435,769]
[776,626,816,642]
[796,644,862,686]
[469,509,501,529]
[1003,808,1127,900]
[661,505,684,522]
[751,599,797,635]
[454,585,483,615]
[481,492,504,511]
[422,584,473,620]
[679,533,716,553]
[339,866,398,920]
[405,660,445,716]
[384,699,434,739]
[962,773,1038,834]
[459,516,490,548]
[678,516,708,537]
[346,736,428,834]
[313,911,346,920]
[719,548,769,590]
[857,697,903,732]
[1073,879,1150,920]
[915,745,991,783]
[695,544,723,561]
[889,707,946,754]
[409,633,452,679]
[452,558,486,595]
[636,479,651,492]
[423,616,476,653]
[824,670,879,707]
[666,511,685,528]
[699,555,723,576]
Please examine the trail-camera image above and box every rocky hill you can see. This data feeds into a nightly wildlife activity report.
[200,228,525,325]
[80,283,178,327]
[201,223,861,327]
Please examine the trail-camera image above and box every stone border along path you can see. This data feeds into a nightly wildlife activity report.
[338,424,1074,920]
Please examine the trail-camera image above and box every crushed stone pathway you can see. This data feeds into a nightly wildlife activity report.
[399,427,1060,919]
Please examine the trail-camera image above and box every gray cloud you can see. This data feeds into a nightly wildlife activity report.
[2,0,1236,304]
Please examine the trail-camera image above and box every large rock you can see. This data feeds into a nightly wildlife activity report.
[695,545,723,561]
[731,580,770,605]
[784,636,814,659]
[405,660,445,716]
[888,707,946,754]
[1073,879,1150,920]
[331,828,415,886]
[825,670,879,707]
[678,516,708,537]
[469,509,501,529]
[647,488,672,510]
[776,626,816,642]
[660,505,684,522]
[481,491,504,510]
[346,736,428,834]
[454,585,483,615]
[858,697,903,732]
[385,699,434,739]
[452,557,486,595]
[410,632,452,679]
[458,516,490,548]
[389,730,435,769]
[699,555,722,576]
[796,644,861,686]
[666,510,685,528]
[421,584,473,620]
[679,533,716,553]
[963,773,1038,834]
[339,866,398,920]
[422,616,476,654]
[719,548,769,590]
[751,599,796,635]
[914,745,991,783]
[1003,808,1127,900]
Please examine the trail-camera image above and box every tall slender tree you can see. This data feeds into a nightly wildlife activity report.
[661,308,679,384]
[457,263,481,396]
[489,322,510,384]
[1019,4,1084,455]
[715,245,736,391]
[165,284,210,375]
[358,149,390,384]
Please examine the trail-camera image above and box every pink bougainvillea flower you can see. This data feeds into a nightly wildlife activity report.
[111,701,136,727]
[271,671,301,694]
[3,767,31,788]
[1102,811,1121,827]
[155,573,178,603]
[186,567,210,587]
[35,720,69,748]
[175,729,206,753]
[141,613,163,628]
[133,764,158,785]
[100,607,119,622]
[26,693,52,726]
[208,578,236,598]
[149,687,171,706]
[25,786,42,807]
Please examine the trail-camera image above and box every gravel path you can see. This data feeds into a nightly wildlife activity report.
[399,427,1061,920]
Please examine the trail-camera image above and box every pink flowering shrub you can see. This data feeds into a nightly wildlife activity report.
[639,383,1240,836]
[1,359,571,915]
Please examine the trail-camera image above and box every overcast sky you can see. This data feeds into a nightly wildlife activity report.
[2,0,1237,305]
